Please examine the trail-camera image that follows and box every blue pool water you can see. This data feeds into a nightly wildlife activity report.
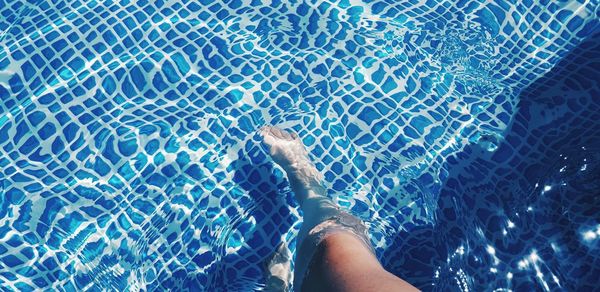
[0,0,599,291]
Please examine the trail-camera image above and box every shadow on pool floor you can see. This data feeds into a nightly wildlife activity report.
[382,31,600,291]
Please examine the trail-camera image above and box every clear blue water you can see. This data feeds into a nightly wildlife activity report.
[0,0,599,291]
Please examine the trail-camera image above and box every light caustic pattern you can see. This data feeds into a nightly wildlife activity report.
[0,0,598,291]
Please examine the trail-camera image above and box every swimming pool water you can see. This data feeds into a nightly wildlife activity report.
[0,0,598,291]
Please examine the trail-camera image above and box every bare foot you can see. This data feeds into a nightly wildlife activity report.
[260,126,325,204]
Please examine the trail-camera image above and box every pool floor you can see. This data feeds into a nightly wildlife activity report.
[0,0,599,291]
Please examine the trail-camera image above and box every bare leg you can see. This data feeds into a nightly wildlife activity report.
[303,232,418,292]
[261,126,418,292]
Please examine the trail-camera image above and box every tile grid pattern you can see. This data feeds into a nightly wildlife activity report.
[0,0,597,290]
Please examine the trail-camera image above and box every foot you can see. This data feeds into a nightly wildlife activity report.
[259,126,309,169]
[260,126,326,204]
[264,242,292,292]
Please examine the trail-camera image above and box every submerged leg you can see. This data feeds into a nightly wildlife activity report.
[261,126,418,292]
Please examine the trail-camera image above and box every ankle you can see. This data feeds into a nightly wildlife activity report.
[288,174,326,204]
[286,160,323,187]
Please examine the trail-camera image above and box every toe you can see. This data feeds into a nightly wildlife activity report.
[261,125,297,142]
[289,131,298,140]
[269,126,288,139]
[260,126,272,137]
[280,128,292,140]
